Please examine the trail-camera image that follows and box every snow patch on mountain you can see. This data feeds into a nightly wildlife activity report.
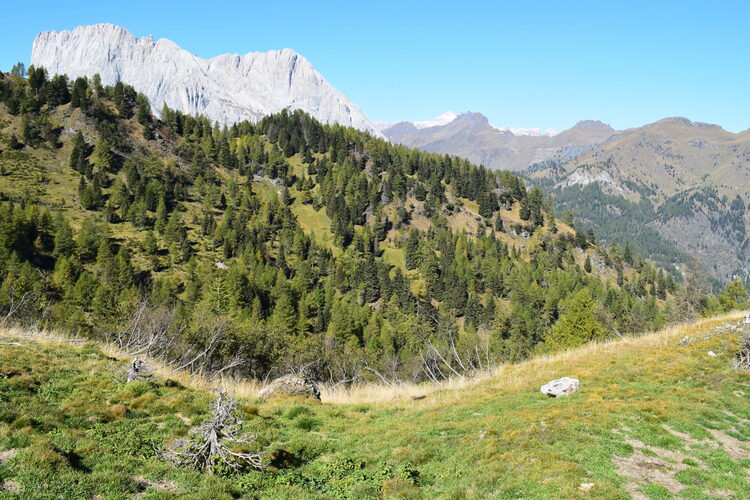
[414,111,459,129]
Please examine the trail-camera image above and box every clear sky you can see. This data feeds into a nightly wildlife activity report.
[2,0,749,132]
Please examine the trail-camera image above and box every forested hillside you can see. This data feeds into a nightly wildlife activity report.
[0,67,684,384]
[524,118,750,287]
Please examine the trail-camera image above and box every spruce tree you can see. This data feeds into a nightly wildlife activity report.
[404,230,421,270]
[495,216,504,232]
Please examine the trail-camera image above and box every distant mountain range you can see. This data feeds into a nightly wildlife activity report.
[525,117,750,284]
[31,24,384,137]
[379,112,615,171]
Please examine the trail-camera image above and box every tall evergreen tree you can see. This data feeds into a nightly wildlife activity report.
[544,289,606,351]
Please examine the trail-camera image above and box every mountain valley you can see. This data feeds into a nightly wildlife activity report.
[1,16,750,500]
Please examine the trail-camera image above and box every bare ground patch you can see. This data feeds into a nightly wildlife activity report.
[662,424,718,452]
[132,476,178,498]
[2,480,20,493]
[706,490,735,498]
[612,421,750,498]
[610,425,748,498]
[723,411,750,425]
[707,428,750,461]
[613,448,687,498]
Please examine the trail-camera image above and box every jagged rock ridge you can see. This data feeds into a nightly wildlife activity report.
[31,24,383,137]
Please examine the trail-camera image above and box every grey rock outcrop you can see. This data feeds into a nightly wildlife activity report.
[32,24,383,138]
[258,374,320,400]
[540,377,580,397]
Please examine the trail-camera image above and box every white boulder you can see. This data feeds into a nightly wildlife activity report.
[541,377,580,397]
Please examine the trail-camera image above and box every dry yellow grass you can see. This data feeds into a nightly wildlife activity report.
[322,310,748,405]
[3,310,746,408]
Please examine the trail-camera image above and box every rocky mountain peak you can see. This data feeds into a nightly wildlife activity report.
[31,24,383,137]
[456,111,490,124]
[570,120,614,132]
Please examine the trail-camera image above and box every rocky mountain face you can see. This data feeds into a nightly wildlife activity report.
[381,112,615,171]
[525,117,750,284]
[31,24,383,137]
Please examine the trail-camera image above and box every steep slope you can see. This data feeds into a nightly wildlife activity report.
[527,117,750,283]
[1,312,748,498]
[31,24,383,137]
[382,112,615,171]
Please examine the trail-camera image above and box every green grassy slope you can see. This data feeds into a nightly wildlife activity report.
[1,312,749,499]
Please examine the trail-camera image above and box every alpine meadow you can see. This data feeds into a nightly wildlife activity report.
[1,6,750,500]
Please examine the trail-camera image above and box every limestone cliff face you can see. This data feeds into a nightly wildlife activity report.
[32,24,383,137]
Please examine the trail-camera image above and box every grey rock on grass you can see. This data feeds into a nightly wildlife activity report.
[540,377,580,397]
[258,374,320,400]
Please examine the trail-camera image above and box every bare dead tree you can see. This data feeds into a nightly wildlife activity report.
[110,301,250,381]
[363,364,396,386]
[414,313,491,383]
[112,300,183,358]
[0,292,32,329]
[158,392,264,473]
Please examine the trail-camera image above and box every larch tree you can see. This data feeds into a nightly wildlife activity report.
[544,289,606,352]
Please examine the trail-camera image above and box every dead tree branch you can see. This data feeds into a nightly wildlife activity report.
[158,392,264,473]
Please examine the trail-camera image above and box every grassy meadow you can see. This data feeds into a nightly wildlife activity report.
[1,312,749,499]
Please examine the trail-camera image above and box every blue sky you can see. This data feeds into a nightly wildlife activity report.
[2,0,749,132]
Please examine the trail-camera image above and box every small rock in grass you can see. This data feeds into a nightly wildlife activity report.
[708,351,717,357]
[0,449,17,464]
[258,374,320,400]
[540,377,580,397]
[579,482,594,492]
[2,480,20,493]
[678,336,696,346]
